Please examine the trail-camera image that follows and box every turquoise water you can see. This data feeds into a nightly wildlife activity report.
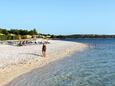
[7,39,115,86]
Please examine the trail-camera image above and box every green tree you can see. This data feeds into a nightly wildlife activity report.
[28,28,38,35]
[0,28,9,35]
[8,29,19,35]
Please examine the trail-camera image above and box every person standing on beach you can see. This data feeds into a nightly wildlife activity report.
[42,43,47,57]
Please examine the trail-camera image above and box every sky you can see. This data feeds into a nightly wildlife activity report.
[0,0,115,35]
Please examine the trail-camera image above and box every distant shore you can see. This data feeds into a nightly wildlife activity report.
[0,39,87,86]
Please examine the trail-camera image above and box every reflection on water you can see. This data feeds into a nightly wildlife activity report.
[7,39,115,86]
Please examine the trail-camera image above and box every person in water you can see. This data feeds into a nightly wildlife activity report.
[42,43,47,57]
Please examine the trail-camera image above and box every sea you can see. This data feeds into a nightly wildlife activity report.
[7,38,115,86]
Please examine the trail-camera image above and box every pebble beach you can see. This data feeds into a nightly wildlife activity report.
[0,39,87,86]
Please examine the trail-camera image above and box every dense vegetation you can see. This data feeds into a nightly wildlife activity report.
[0,28,38,40]
[0,28,38,35]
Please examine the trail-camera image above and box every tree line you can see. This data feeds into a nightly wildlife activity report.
[0,28,38,35]
[54,34,115,39]
[0,28,38,40]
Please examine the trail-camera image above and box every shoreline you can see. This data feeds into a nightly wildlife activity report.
[0,40,87,86]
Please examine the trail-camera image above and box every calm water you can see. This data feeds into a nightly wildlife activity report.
[7,38,115,86]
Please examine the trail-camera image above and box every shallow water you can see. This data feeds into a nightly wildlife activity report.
[7,38,115,86]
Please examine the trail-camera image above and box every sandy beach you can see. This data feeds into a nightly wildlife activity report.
[0,39,87,86]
